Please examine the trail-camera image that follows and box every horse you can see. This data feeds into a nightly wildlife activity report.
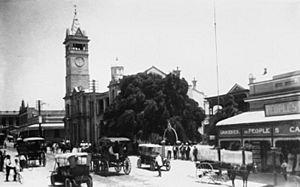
[227,163,254,187]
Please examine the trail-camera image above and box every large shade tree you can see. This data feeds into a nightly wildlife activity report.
[104,72,205,144]
[207,94,241,143]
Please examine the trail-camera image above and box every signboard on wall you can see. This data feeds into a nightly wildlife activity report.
[219,129,241,137]
[243,127,272,136]
[274,122,300,136]
[265,101,300,116]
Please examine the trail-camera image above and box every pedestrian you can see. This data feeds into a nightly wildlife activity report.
[0,150,4,172]
[173,145,177,160]
[19,154,26,171]
[155,152,163,177]
[5,155,17,182]
[281,159,288,181]
[193,145,198,162]
[180,143,185,160]
[185,143,191,160]
[167,145,172,160]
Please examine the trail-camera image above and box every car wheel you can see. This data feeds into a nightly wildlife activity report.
[64,178,72,187]
[150,161,156,171]
[86,176,93,187]
[123,157,131,175]
[50,174,55,186]
[137,158,141,168]
[165,160,171,171]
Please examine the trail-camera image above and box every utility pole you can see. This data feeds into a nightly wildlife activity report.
[38,100,42,137]
[92,80,97,144]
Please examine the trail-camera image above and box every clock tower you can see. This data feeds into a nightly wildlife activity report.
[63,7,90,96]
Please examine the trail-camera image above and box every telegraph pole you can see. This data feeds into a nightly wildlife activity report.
[92,80,97,144]
[38,100,42,137]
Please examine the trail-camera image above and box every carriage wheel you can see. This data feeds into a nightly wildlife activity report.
[50,174,55,186]
[123,157,131,175]
[99,160,109,175]
[150,161,156,171]
[64,178,73,187]
[196,162,216,183]
[86,176,93,187]
[137,158,142,168]
[165,160,171,171]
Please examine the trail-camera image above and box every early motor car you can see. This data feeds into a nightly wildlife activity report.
[91,137,131,175]
[17,137,46,167]
[50,152,93,187]
[137,143,171,171]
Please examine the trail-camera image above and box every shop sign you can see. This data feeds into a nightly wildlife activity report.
[265,101,300,116]
[219,129,240,137]
[243,127,271,136]
[274,123,300,135]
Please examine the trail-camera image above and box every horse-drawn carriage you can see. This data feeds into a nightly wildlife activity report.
[50,152,93,187]
[17,137,46,167]
[137,144,171,171]
[195,145,256,187]
[91,137,132,175]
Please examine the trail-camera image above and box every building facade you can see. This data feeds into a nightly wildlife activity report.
[63,9,110,146]
[216,70,300,171]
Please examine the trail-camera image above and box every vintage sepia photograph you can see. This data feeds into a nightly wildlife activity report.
[1,0,300,186]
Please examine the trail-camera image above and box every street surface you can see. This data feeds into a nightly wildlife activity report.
[0,147,297,187]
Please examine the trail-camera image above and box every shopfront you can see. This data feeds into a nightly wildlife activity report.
[217,110,300,171]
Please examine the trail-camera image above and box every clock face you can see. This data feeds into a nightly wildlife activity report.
[75,57,85,67]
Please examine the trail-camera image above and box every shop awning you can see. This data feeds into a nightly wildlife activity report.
[216,111,300,126]
[22,123,64,130]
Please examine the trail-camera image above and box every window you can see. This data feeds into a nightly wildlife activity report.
[285,80,295,86]
[275,82,283,88]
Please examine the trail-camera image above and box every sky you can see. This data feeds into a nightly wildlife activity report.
[1,0,300,111]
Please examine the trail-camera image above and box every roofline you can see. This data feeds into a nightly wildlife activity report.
[245,91,300,102]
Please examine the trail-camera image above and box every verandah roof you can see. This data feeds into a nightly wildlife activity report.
[216,111,300,126]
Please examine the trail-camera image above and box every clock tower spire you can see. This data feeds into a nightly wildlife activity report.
[63,5,90,97]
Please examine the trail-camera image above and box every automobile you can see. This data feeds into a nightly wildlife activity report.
[137,143,171,171]
[50,152,93,187]
[91,137,132,175]
[17,137,46,167]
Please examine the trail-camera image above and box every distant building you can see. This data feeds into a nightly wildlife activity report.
[205,84,250,116]
[15,100,65,143]
[0,110,18,134]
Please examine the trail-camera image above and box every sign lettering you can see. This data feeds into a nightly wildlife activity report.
[243,127,271,135]
[219,129,240,137]
[265,101,300,116]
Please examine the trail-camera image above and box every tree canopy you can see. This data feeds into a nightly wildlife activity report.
[207,94,241,137]
[103,72,205,144]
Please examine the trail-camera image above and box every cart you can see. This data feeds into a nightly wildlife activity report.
[194,145,254,187]
[91,137,132,175]
[17,137,46,167]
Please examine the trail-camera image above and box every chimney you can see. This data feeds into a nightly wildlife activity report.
[192,78,197,89]
[172,67,181,77]
[248,73,255,84]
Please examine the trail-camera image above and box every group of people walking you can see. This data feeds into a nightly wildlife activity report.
[0,150,23,182]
